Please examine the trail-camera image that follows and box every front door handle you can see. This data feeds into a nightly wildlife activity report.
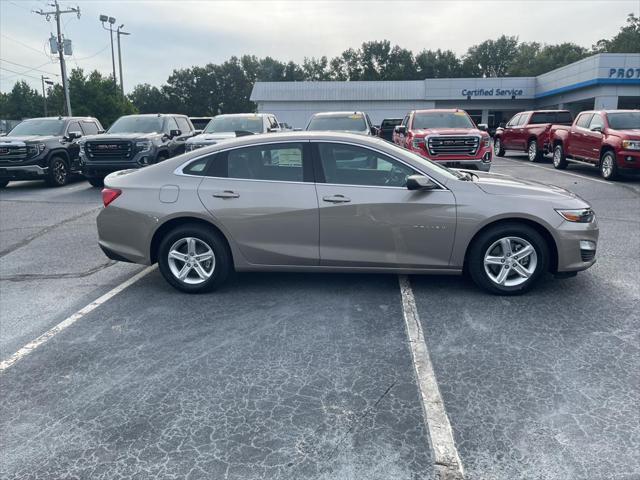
[322,194,351,203]
[212,190,239,199]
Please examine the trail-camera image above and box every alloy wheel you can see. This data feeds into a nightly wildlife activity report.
[483,236,538,287]
[167,237,216,285]
[528,142,537,161]
[493,138,501,156]
[601,156,614,178]
[53,160,67,185]
[553,148,561,167]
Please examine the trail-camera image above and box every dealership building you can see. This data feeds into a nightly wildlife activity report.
[250,53,640,129]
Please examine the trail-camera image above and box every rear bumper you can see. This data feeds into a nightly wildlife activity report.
[0,165,48,180]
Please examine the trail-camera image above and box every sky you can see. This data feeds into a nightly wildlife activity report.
[0,0,638,94]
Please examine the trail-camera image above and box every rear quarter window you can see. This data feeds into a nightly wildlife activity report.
[182,156,212,176]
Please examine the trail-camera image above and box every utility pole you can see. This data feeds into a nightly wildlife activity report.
[116,25,131,96]
[34,1,80,116]
[100,15,118,87]
[41,75,49,116]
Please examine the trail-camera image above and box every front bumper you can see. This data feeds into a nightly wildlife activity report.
[409,145,492,172]
[555,220,599,272]
[617,149,640,172]
[0,164,48,180]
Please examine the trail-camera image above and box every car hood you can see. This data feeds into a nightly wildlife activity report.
[612,129,640,138]
[414,128,482,136]
[83,132,160,141]
[466,170,583,201]
[0,135,58,143]
[186,132,243,143]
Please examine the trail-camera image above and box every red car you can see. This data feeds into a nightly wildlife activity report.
[550,110,640,180]
[392,109,492,171]
[493,110,573,162]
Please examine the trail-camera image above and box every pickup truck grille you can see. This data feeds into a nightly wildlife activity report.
[85,141,134,161]
[0,145,28,163]
[427,136,479,156]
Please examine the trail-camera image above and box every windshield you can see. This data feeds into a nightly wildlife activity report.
[413,112,475,129]
[381,119,402,128]
[607,112,640,130]
[307,114,367,132]
[108,116,164,134]
[204,115,264,134]
[8,119,65,136]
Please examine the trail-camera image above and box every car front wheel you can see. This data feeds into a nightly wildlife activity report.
[552,144,568,169]
[493,137,505,157]
[600,151,618,180]
[158,224,232,293]
[468,223,549,295]
[45,156,69,187]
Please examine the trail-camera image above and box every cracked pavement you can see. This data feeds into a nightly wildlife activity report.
[0,158,639,480]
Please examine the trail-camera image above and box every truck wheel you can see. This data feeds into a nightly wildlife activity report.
[527,140,542,162]
[45,156,69,187]
[493,137,505,157]
[88,177,104,188]
[552,144,568,170]
[600,151,618,181]
[0,180,9,188]
[467,223,549,295]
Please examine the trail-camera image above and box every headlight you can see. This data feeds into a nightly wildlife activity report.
[79,142,86,154]
[556,208,595,223]
[26,143,46,157]
[622,140,640,150]
[483,136,491,148]
[136,140,152,153]
[412,137,425,149]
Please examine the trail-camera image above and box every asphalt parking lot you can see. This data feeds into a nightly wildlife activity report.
[1,155,639,480]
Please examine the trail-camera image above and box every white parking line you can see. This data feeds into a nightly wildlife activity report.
[398,275,464,480]
[496,157,614,186]
[0,265,156,373]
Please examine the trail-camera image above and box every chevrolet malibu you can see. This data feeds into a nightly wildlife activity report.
[97,132,598,295]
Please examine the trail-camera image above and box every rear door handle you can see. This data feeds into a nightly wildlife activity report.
[212,190,239,199]
[322,194,351,203]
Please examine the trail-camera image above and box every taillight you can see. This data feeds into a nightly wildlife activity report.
[102,188,121,207]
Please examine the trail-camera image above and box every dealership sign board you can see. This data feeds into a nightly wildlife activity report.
[608,68,640,79]
[461,88,525,98]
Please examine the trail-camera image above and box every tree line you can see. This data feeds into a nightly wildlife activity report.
[1,14,638,127]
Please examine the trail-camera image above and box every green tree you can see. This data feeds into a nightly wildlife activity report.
[463,35,519,77]
[415,49,463,78]
[0,81,44,119]
[128,83,169,114]
[593,13,640,53]
[302,56,331,81]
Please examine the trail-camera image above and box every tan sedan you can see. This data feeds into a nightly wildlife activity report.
[97,131,598,295]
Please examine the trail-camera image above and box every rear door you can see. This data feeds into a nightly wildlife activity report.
[197,141,319,266]
[313,141,456,268]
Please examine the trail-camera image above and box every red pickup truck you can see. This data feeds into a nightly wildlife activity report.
[392,109,492,171]
[493,110,573,162]
[549,110,640,180]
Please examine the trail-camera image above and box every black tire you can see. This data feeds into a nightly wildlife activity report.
[599,150,618,181]
[0,180,9,188]
[157,223,232,293]
[527,139,543,162]
[87,177,104,188]
[552,144,568,170]
[493,137,505,157]
[467,223,549,295]
[45,156,69,187]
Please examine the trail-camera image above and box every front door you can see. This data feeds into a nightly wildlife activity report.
[501,113,520,149]
[313,142,457,268]
[582,113,605,163]
[197,142,319,266]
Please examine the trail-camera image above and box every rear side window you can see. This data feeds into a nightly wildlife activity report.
[81,121,99,135]
[530,112,573,124]
[576,113,594,128]
[226,143,305,182]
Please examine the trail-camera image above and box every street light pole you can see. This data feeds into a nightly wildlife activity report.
[100,15,118,87]
[116,25,130,97]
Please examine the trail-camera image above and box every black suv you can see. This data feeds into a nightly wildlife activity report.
[0,116,103,187]
[80,114,195,187]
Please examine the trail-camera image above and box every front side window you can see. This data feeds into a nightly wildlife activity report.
[227,143,304,182]
[81,121,99,135]
[108,116,163,134]
[9,119,65,136]
[516,114,528,126]
[165,117,179,133]
[589,114,604,130]
[317,143,415,187]
[575,113,594,128]
[506,114,521,127]
[67,121,82,135]
[175,117,192,134]
[412,111,475,130]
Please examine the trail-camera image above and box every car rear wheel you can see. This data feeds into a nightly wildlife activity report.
[158,224,232,293]
[493,137,505,157]
[468,223,549,295]
[527,139,542,162]
[45,156,69,187]
[87,177,104,188]
[600,151,618,181]
[552,144,568,169]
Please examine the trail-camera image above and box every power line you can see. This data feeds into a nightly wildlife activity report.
[0,65,44,80]
[0,33,50,57]
[0,59,59,77]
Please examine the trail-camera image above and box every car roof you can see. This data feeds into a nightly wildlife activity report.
[411,109,467,114]
[214,113,270,117]
[310,111,366,117]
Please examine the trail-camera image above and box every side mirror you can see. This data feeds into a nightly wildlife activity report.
[293,127,302,132]
[193,129,203,135]
[478,123,488,132]
[169,129,181,138]
[97,129,106,134]
[590,126,603,133]
[370,126,379,135]
[406,175,439,191]
[67,131,82,140]
[395,125,407,135]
